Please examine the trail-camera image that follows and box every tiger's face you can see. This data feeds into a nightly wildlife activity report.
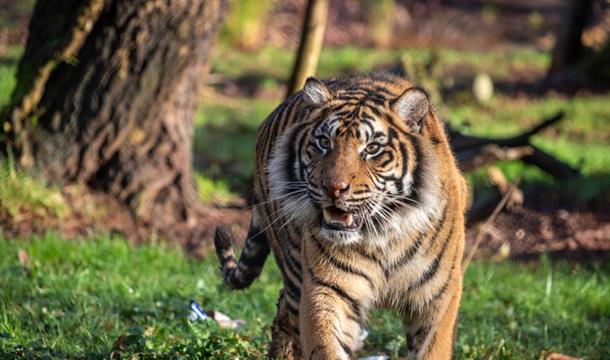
[271,77,439,245]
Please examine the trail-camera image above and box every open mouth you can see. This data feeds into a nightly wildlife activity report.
[322,205,364,232]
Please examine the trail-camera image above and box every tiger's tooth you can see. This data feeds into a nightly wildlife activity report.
[345,213,353,226]
[323,209,332,223]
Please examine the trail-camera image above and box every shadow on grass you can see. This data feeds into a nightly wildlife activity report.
[0,57,19,67]
[193,118,258,196]
[193,96,278,196]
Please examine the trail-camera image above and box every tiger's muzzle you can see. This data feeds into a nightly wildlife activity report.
[321,204,364,232]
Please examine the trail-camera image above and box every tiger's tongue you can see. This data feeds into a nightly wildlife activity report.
[323,208,353,226]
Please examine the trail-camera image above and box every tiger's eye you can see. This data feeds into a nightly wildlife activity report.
[365,143,381,155]
[318,137,331,150]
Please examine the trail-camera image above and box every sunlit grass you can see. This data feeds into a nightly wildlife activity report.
[210,45,550,82]
[1,234,608,359]
[0,156,68,222]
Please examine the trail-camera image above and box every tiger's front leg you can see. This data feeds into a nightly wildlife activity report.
[299,264,369,359]
[403,281,462,360]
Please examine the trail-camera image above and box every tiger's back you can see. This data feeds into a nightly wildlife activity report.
[214,74,467,359]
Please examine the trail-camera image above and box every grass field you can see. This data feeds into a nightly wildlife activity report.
[1,234,609,359]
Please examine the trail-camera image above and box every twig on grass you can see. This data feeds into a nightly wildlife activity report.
[462,184,516,273]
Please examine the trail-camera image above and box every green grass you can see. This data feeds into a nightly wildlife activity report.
[0,47,21,110]
[0,233,279,359]
[195,172,241,205]
[1,234,608,359]
[210,45,550,82]
[0,156,68,222]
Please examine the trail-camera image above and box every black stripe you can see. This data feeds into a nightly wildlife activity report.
[408,216,456,291]
[421,202,449,253]
[384,202,448,278]
[281,250,303,284]
[295,129,310,182]
[383,230,424,278]
[355,246,385,270]
[371,85,397,97]
[285,123,308,184]
[368,105,382,118]
[426,248,459,306]
[311,235,375,289]
[409,135,424,204]
[396,141,409,194]
[335,334,353,356]
[304,248,363,326]
[378,151,394,168]
[364,96,386,105]
[275,229,303,283]
[286,299,299,317]
[284,276,302,300]
[309,345,323,360]
[352,187,370,195]
[407,325,431,352]
[239,228,270,268]
[266,101,289,159]
[332,323,357,343]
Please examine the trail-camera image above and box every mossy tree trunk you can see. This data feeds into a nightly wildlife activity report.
[1,0,226,236]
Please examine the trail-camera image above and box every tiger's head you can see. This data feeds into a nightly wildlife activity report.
[270,76,444,246]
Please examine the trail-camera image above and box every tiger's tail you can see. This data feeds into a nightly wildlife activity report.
[214,220,270,290]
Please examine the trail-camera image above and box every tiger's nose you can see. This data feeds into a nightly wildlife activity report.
[323,180,350,200]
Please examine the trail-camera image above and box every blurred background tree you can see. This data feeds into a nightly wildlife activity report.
[222,0,276,51]
[286,0,329,95]
[363,0,396,48]
[0,0,226,239]
[550,0,594,74]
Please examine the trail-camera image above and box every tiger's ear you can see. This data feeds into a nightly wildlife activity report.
[302,77,332,107]
[391,87,430,133]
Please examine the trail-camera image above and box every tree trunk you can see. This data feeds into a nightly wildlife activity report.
[285,0,329,96]
[549,0,593,73]
[1,0,226,235]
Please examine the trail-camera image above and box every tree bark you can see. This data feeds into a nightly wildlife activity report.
[549,0,594,73]
[285,0,329,97]
[1,0,226,235]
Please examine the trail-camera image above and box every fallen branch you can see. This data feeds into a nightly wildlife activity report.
[521,145,580,180]
[450,111,580,180]
[450,111,564,151]
[463,184,515,273]
[458,145,534,172]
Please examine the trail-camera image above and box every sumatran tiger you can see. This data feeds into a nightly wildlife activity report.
[214,74,468,360]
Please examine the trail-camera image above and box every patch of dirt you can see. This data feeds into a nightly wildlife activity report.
[468,207,610,261]
[0,184,251,259]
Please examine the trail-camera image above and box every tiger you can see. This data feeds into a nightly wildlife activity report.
[214,73,468,359]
